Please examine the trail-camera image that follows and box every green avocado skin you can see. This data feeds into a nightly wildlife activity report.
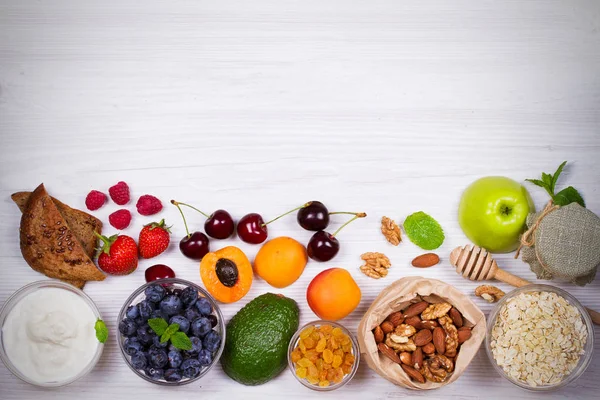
[220,293,300,385]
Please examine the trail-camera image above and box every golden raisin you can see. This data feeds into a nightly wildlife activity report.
[307,376,319,385]
[300,326,314,339]
[304,337,316,349]
[291,349,302,363]
[316,338,327,352]
[297,358,313,368]
[308,365,319,379]
[319,380,330,387]
[332,355,343,368]
[323,349,334,363]
[332,327,344,337]
[296,367,307,379]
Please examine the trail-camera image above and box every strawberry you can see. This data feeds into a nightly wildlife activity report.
[138,219,171,259]
[95,233,138,275]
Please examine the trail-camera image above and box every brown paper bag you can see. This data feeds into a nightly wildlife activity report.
[358,276,486,390]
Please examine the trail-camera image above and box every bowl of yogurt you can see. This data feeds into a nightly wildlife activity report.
[0,280,104,387]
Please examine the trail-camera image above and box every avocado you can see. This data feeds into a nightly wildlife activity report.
[221,293,300,385]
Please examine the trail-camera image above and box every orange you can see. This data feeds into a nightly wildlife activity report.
[253,236,308,288]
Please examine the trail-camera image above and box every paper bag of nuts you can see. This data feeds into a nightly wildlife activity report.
[358,276,485,390]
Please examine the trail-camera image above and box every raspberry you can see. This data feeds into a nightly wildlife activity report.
[136,195,163,216]
[109,181,131,205]
[85,190,107,211]
[109,209,132,230]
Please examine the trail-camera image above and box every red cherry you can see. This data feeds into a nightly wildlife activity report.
[145,264,175,282]
[306,212,367,262]
[237,213,268,244]
[205,209,235,239]
[179,231,210,260]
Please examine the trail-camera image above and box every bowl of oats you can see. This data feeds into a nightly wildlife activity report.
[486,284,593,391]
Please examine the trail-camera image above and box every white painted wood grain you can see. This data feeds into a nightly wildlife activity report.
[0,0,599,399]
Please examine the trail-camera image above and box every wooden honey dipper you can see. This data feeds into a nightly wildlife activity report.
[449,244,600,325]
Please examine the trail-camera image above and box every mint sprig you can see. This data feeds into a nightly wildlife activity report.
[147,318,191,350]
[403,211,445,250]
[525,161,585,207]
[95,319,108,343]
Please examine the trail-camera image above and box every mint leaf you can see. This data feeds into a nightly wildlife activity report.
[553,186,585,207]
[148,318,168,336]
[550,161,567,194]
[95,319,108,343]
[170,332,193,350]
[160,323,180,343]
[403,211,445,250]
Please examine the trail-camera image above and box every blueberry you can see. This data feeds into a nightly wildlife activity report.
[203,331,221,352]
[124,337,143,356]
[160,295,183,316]
[153,335,169,349]
[195,297,212,316]
[184,336,203,357]
[151,309,168,321]
[180,287,198,306]
[137,326,155,346]
[145,284,167,303]
[169,316,190,334]
[168,350,183,368]
[184,307,200,322]
[171,288,183,297]
[191,317,212,337]
[131,351,148,370]
[148,347,168,368]
[134,316,146,326]
[145,368,164,381]
[207,314,218,328]
[164,368,182,382]
[126,304,140,319]
[180,359,202,378]
[197,349,213,366]
[119,318,137,336]
[138,300,154,319]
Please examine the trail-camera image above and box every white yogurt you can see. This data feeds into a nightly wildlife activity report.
[2,287,99,384]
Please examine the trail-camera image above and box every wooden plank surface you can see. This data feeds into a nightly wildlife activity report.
[0,0,599,398]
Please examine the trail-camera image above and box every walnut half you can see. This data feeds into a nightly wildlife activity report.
[475,285,505,303]
[360,252,391,279]
[381,216,401,246]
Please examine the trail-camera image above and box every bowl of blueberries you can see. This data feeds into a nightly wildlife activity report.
[117,278,225,385]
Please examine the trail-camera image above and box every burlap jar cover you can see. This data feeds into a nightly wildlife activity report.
[357,276,486,390]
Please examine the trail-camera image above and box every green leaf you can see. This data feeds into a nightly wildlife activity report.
[553,186,585,207]
[403,211,445,250]
[541,172,553,190]
[550,161,567,194]
[147,318,168,336]
[170,331,193,351]
[525,178,547,189]
[160,323,180,343]
[95,319,108,344]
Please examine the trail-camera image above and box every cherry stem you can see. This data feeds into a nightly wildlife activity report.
[170,200,191,238]
[262,202,313,226]
[332,212,367,237]
[170,200,210,218]
[329,211,365,216]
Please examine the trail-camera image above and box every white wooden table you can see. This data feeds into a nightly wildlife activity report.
[1,1,599,399]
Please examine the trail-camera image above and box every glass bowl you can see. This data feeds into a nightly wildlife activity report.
[287,320,360,391]
[485,284,594,391]
[0,280,104,387]
[117,278,225,386]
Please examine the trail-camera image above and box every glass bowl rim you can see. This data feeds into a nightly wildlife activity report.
[116,277,226,386]
[485,284,594,392]
[0,280,104,387]
[287,319,360,391]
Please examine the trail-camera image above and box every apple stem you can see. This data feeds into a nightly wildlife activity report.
[262,202,313,226]
[332,212,367,237]
[170,200,192,238]
[170,199,210,218]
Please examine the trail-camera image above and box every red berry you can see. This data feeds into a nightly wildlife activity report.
[109,181,130,205]
[138,219,171,259]
[108,209,132,230]
[85,190,107,211]
[95,233,138,275]
[136,195,163,216]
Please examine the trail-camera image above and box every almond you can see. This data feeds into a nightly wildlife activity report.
[411,253,440,268]
[422,342,436,354]
[433,327,446,355]
[412,347,424,369]
[380,321,394,334]
[378,343,401,364]
[402,301,429,318]
[399,351,412,365]
[404,316,421,328]
[385,311,404,327]
[457,328,472,344]
[416,320,438,330]
[373,325,384,343]
[413,329,433,346]
[401,364,425,384]
[449,307,464,328]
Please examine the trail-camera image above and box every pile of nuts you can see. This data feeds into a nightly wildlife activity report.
[373,300,472,384]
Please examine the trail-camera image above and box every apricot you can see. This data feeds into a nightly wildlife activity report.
[306,268,361,321]
[254,236,308,288]
[200,246,253,303]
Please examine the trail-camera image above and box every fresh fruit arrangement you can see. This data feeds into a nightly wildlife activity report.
[374,300,472,384]
[290,322,357,388]
[307,268,361,321]
[118,280,223,384]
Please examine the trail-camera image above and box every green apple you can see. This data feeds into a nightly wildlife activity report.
[458,176,534,253]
